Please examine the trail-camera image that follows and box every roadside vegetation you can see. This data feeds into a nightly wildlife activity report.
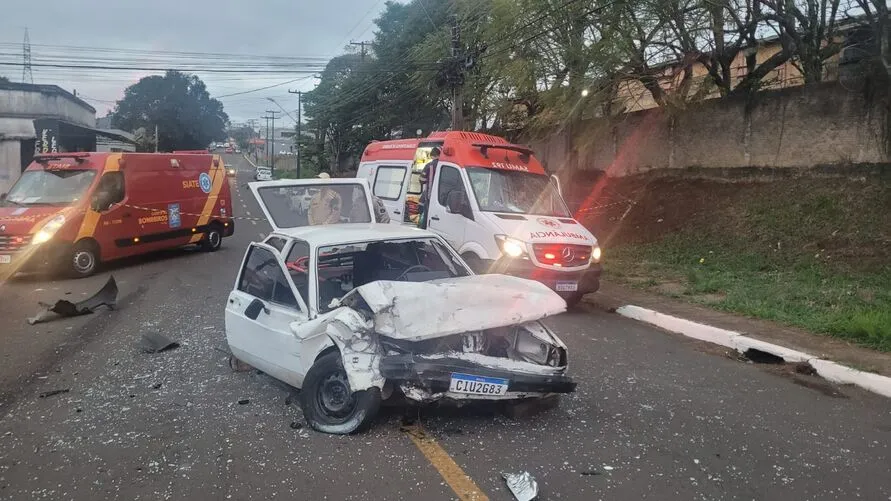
[590,174,891,351]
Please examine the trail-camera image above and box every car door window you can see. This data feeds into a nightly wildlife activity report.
[92,171,125,211]
[238,246,300,309]
[373,165,406,200]
[437,165,464,206]
[265,236,287,252]
[284,240,311,304]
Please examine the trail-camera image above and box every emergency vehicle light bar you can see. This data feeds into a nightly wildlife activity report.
[34,152,89,163]
[472,143,533,162]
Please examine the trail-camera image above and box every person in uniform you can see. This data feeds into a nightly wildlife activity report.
[417,146,440,229]
[308,172,343,225]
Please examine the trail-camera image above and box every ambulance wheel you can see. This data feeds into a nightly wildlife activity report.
[562,293,585,309]
[67,241,99,278]
[201,224,223,252]
[299,352,381,435]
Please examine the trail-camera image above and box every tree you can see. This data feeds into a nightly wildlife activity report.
[853,0,891,83]
[111,71,228,152]
[229,125,256,151]
[0,76,10,84]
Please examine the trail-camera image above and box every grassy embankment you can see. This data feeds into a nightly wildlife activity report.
[587,174,891,351]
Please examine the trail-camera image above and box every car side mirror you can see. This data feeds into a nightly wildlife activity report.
[447,191,474,220]
[244,298,269,320]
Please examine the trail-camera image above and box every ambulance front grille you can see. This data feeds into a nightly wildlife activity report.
[0,235,31,253]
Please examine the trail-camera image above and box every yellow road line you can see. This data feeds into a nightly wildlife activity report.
[402,424,489,501]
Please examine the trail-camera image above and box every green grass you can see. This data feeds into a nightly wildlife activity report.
[607,233,891,352]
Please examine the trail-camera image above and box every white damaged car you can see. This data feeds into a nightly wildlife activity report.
[225,178,576,434]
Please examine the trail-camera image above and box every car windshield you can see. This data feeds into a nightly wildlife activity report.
[315,237,469,312]
[465,167,570,217]
[3,169,97,206]
[256,183,372,228]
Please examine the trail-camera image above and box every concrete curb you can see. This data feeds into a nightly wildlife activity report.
[614,304,891,399]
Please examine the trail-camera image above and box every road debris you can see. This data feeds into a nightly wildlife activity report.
[139,332,180,353]
[27,276,118,325]
[289,421,302,430]
[580,470,600,476]
[238,399,250,405]
[38,388,70,399]
[502,471,538,501]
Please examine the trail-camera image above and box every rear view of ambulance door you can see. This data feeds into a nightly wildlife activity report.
[370,164,409,223]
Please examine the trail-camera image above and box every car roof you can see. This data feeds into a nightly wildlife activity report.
[270,223,437,245]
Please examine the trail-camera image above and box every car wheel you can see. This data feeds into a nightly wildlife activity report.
[461,253,488,274]
[201,224,223,252]
[299,352,381,435]
[562,293,585,309]
[67,241,99,278]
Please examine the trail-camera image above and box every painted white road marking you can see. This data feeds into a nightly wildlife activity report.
[250,220,257,225]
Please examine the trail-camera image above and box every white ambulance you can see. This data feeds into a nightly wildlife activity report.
[356,131,601,306]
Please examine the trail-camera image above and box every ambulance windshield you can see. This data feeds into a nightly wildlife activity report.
[4,169,97,206]
[466,167,570,217]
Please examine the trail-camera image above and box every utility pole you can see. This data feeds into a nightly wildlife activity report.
[246,119,259,160]
[265,110,280,175]
[449,15,463,130]
[288,89,302,178]
[263,115,270,162]
[349,40,374,61]
[154,124,159,153]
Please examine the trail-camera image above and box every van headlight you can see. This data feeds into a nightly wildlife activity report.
[494,235,527,258]
[591,245,602,263]
[32,215,66,245]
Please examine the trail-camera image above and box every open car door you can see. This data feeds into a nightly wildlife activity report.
[248,178,377,232]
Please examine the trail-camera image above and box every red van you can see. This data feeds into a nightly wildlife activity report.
[0,152,235,278]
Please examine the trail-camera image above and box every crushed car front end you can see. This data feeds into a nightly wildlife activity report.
[378,323,576,403]
[335,274,577,404]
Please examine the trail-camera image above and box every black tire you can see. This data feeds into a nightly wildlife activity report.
[461,253,487,274]
[201,224,223,252]
[562,293,585,309]
[67,240,99,278]
[299,352,381,435]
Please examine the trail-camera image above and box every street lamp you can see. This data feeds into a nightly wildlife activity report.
[581,89,590,97]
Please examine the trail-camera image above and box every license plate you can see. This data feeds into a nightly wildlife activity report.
[0,255,10,264]
[449,373,509,396]
[555,281,578,292]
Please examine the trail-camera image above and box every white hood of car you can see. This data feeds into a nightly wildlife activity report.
[345,274,567,341]
[482,213,598,246]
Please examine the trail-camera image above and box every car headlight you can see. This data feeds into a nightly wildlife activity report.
[591,245,602,263]
[32,214,66,245]
[494,235,527,258]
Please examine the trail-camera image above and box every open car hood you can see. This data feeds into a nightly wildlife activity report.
[342,274,567,341]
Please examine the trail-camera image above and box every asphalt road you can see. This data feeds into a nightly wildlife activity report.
[0,154,889,500]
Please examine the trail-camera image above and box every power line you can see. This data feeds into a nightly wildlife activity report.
[213,75,314,99]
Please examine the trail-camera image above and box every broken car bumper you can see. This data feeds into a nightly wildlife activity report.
[380,353,577,400]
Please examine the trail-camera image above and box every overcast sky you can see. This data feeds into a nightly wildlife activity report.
[0,0,396,126]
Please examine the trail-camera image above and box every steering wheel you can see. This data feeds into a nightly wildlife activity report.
[396,264,432,281]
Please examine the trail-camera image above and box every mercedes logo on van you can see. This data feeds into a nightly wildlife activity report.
[538,217,560,229]
[561,246,574,262]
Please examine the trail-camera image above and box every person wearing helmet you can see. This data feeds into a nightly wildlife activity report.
[308,172,343,225]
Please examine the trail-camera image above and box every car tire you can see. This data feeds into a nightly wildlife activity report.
[201,224,223,252]
[461,253,489,274]
[562,293,585,309]
[67,240,99,278]
[299,351,381,435]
